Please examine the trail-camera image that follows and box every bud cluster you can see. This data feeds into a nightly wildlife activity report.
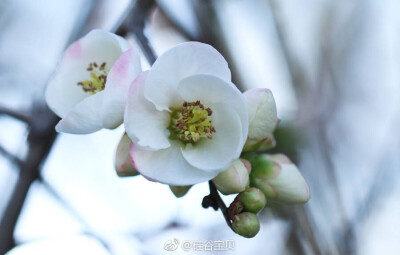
[208,152,310,239]
[228,187,266,238]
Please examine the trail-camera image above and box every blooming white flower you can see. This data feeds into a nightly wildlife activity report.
[243,88,278,152]
[46,29,141,134]
[124,42,248,185]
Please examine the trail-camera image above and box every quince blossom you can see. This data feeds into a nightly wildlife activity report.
[46,29,141,134]
[125,42,248,185]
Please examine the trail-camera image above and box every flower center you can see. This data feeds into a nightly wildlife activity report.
[77,62,108,94]
[170,100,216,143]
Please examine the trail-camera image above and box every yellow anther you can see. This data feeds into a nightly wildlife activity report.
[77,62,108,94]
[170,100,216,143]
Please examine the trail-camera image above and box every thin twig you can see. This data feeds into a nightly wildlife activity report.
[39,178,111,251]
[202,181,232,230]
[118,0,157,65]
[0,106,59,254]
[0,106,31,124]
[0,144,22,166]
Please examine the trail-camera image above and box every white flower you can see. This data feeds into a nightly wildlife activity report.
[243,88,278,152]
[124,42,248,185]
[46,29,141,134]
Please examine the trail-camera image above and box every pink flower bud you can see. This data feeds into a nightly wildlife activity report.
[115,133,139,177]
[212,159,251,195]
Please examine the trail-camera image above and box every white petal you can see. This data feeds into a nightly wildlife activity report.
[101,49,142,129]
[178,74,248,155]
[55,92,104,134]
[244,88,277,139]
[181,103,243,171]
[45,64,93,118]
[46,29,130,118]
[144,42,231,111]
[130,141,218,185]
[124,71,171,150]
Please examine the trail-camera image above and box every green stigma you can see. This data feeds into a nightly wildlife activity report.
[77,62,108,94]
[170,100,216,143]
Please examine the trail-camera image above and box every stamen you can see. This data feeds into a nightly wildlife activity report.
[170,101,216,143]
[77,62,109,94]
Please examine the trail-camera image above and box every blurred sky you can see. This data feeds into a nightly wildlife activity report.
[0,0,400,254]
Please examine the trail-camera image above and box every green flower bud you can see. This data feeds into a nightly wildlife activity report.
[245,153,310,204]
[169,185,192,198]
[238,187,267,214]
[212,159,251,195]
[232,212,260,238]
[115,133,139,177]
[228,200,244,219]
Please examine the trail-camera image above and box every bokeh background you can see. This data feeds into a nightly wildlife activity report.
[0,0,399,254]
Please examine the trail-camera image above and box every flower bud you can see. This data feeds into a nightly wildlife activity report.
[213,159,251,195]
[246,154,310,204]
[232,212,260,238]
[238,187,267,214]
[243,88,279,152]
[244,134,277,152]
[228,200,245,217]
[169,185,192,198]
[115,133,139,177]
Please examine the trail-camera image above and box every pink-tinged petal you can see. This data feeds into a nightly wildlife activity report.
[124,71,171,150]
[61,29,129,69]
[178,74,248,155]
[130,141,218,186]
[115,133,139,177]
[181,103,243,171]
[101,49,142,129]
[144,42,231,111]
[265,153,292,164]
[64,40,82,60]
[55,91,104,134]
[240,159,252,174]
[46,29,131,118]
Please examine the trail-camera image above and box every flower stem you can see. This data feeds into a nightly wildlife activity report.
[202,181,233,230]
